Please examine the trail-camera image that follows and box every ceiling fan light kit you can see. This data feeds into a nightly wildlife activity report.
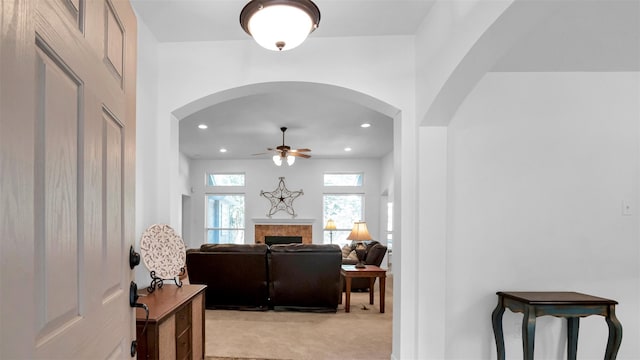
[240,0,321,51]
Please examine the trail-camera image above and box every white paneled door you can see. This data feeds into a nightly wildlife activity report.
[1,0,137,358]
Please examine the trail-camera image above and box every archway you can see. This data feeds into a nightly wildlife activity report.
[171,81,404,357]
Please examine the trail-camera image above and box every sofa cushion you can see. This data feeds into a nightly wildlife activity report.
[365,243,387,266]
[341,244,353,258]
[200,243,268,254]
[269,243,339,253]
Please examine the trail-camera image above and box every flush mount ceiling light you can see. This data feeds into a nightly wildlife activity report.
[240,0,321,51]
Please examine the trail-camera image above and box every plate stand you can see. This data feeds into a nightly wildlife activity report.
[146,267,185,293]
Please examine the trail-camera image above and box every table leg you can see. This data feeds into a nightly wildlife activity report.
[345,277,352,313]
[491,298,506,360]
[604,305,623,360]
[567,317,579,360]
[522,306,536,360]
[379,275,385,313]
[369,278,375,305]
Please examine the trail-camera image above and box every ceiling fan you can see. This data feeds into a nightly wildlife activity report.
[254,127,311,166]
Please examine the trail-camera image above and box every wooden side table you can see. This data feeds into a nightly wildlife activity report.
[341,265,386,313]
[491,291,622,360]
[136,284,207,360]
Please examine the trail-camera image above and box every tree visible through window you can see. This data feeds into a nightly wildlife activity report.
[323,173,363,186]
[323,194,363,246]
[205,194,245,244]
[206,173,245,186]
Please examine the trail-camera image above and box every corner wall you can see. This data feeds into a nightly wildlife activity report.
[446,72,640,358]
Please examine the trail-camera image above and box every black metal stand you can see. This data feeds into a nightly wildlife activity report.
[146,267,185,293]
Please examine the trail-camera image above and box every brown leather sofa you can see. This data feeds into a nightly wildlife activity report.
[342,240,388,291]
[269,244,342,312]
[185,243,341,312]
[186,244,270,310]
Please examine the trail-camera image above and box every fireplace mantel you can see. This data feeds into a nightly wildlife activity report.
[253,219,314,244]
[251,218,315,225]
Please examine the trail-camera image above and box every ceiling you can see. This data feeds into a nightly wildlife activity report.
[179,91,394,160]
[131,0,435,42]
[132,0,639,161]
[132,0,435,160]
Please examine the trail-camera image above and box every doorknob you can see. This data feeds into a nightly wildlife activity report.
[130,281,149,357]
[129,245,140,269]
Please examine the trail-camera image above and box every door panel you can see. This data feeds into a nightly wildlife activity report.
[1,0,137,358]
[34,42,82,343]
[103,109,124,299]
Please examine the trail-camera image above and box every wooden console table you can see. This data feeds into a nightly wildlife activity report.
[136,284,207,360]
[491,291,622,360]
[341,265,386,313]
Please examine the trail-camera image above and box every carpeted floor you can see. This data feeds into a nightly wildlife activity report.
[205,275,393,360]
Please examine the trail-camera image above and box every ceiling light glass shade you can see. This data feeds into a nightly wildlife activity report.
[240,0,321,51]
[273,155,283,166]
[287,155,295,165]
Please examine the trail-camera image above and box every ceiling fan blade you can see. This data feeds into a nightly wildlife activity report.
[292,148,311,152]
[290,152,311,158]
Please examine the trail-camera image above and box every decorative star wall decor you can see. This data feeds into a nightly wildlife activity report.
[260,177,303,218]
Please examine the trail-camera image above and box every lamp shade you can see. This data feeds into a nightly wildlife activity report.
[347,221,372,241]
[324,219,336,230]
[272,155,283,166]
[240,0,320,51]
[287,154,295,165]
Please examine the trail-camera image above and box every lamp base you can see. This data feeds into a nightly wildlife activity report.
[355,246,367,268]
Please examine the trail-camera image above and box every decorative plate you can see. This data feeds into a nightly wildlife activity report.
[140,224,186,279]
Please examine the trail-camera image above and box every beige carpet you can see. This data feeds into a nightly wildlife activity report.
[205,276,393,360]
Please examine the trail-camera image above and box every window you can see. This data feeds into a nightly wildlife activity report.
[323,173,363,187]
[205,194,245,244]
[206,173,245,186]
[323,194,364,246]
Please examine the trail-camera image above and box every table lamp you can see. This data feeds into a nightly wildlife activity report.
[347,221,371,268]
[324,219,336,244]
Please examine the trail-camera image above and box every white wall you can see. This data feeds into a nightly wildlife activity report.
[445,72,639,358]
[140,36,418,358]
[135,3,640,359]
[187,158,383,251]
[154,36,415,233]
[134,15,159,285]
[413,2,514,357]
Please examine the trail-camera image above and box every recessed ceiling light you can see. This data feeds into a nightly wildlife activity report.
[360,123,371,128]
[198,124,208,129]
[219,148,227,153]
[344,147,352,152]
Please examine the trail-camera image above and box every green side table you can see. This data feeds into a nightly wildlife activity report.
[492,291,622,360]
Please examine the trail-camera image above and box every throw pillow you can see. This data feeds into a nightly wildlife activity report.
[341,245,352,258]
[347,250,359,261]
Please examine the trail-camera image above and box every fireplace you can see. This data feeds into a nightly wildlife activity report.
[264,236,303,246]
[253,219,314,244]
